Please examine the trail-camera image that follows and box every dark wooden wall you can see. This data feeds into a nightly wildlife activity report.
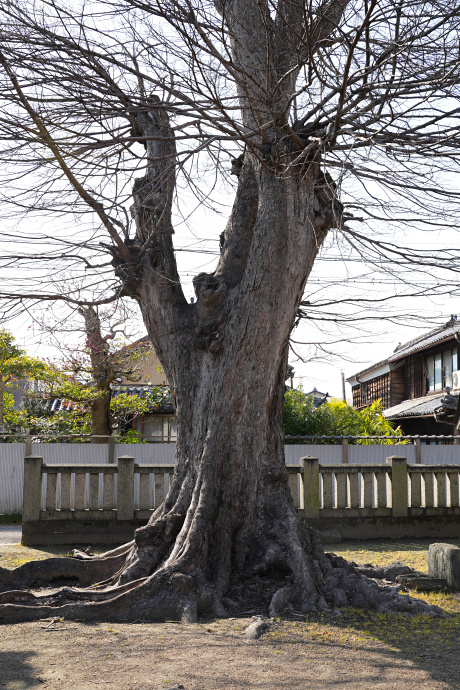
[404,353,424,400]
[389,366,405,407]
[352,373,390,409]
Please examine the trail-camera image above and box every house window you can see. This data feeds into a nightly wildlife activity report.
[426,348,458,392]
[142,415,177,442]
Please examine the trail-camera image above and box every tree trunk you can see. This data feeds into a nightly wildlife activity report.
[0,2,445,623]
[0,157,444,622]
[90,391,112,442]
[80,306,113,442]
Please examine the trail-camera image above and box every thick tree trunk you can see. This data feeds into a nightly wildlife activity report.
[0,3,445,623]
[0,158,444,622]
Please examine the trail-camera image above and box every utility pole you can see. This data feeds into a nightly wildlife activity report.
[341,370,346,402]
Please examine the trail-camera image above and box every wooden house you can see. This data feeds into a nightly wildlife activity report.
[347,317,460,437]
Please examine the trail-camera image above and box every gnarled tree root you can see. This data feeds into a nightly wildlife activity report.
[0,552,447,624]
[0,515,447,622]
[0,552,127,593]
[0,569,203,623]
[267,552,448,618]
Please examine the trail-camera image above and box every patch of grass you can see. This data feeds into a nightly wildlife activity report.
[0,512,22,524]
[268,605,460,663]
[330,538,460,574]
[0,545,72,569]
[0,544,108,570]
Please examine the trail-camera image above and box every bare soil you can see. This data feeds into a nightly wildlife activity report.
[1,540,459,689]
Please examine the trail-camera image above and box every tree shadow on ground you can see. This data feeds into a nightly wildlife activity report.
[0,650,42,688]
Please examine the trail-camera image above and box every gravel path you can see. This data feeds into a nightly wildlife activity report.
[0,525,21,544]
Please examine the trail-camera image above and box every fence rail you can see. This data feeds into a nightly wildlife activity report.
[20,454,460,545]
[3,439,460,515]
[289,457,460,519]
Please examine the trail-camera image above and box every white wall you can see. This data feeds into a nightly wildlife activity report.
[284,444,342,465]
[0,443,25,513]
[348,444,416,464]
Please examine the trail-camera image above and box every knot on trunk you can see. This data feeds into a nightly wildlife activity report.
[192,273,226,353]
[110,239,143,298]
[193,316,225,354]
[231,153,244,177]
[312,170,343,235]
[132,176,164,214]
[193,273,227,319]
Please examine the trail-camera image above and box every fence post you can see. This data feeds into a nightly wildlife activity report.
[386,455,408,517]
[25,432,32,457]
[302,457,320,520]
[414,437,421,463]
[22,455,43,522]
[342,438,349,464]
[108,436,115,464]
[117,455,135,520]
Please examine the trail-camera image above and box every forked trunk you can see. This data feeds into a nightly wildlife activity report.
[117,164,337,614]
[0,35,445,622]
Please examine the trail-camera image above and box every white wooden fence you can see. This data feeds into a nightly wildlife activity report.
[2,441,460,514]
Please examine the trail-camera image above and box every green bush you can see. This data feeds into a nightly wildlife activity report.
[283,389,406,444]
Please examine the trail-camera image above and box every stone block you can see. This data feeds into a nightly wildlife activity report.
[400,576,448,591]
[428,542,460,591]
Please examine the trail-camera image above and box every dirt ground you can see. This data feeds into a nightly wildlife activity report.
[1,539,460,690]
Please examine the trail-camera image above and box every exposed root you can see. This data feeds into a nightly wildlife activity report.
[263,527,449,618]
[0,490,448,622]
[72,541,134,561]
[0,567,202,624]
[0,552,127,593]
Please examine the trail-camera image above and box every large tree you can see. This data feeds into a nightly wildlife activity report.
[0,0,459,621]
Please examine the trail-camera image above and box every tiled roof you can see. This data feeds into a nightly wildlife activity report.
[348,358,389,380]
[349,318,460,380]
[112,385,174,413]
[44,384,174,415]
[388,321,460,361]
[383,393,447,419]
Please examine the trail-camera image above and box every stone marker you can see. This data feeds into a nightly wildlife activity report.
[245,616,270,640]
[428,543,460,591]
